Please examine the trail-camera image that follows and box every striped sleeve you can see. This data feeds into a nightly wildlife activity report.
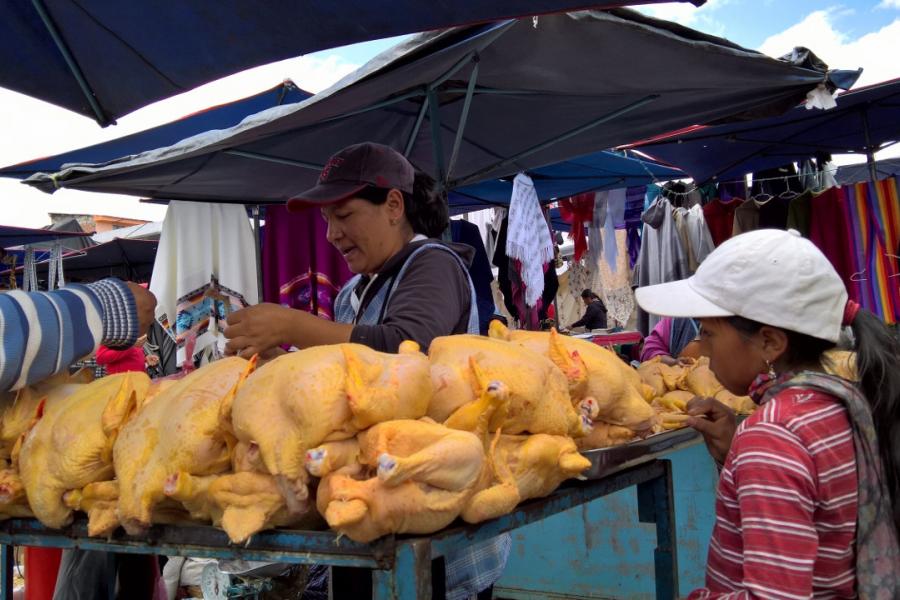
[0,278,136,392]
[693,424,819,599]
[84,279,139,348]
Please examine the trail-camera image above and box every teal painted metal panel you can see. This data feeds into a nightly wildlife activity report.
[495,443,717,599]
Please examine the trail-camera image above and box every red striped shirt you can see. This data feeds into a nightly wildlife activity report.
[689,388,858,599]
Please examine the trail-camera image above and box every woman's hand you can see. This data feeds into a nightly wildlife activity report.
[145,355,160,367]
[686,396,737,466]
[224,303,292,358]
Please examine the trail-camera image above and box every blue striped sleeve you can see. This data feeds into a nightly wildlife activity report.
[51,288,98,367]
[84,279,138,348]
[0,279,134,392]
[22,293,62,385]
[0,294,29,392]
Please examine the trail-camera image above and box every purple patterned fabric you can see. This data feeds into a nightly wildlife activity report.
[262,205,353,320]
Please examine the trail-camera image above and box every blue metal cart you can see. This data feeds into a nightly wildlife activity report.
[0,458,678,600]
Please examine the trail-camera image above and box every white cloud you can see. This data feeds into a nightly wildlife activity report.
[878,0,900,9]
[634,0,730,35]
[758,10,900,165]
[757,10,900,88]
[0,52,360,228]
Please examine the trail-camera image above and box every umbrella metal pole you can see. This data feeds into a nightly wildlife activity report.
[252,205,263,302]
[30,0,111,125]
[862,108,878,184]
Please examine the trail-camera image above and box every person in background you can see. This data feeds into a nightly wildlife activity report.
[0,279,156,392]
[636,229,900,598]
[567,289,607,331]
[640,317,702,365]
[96,334,158,375]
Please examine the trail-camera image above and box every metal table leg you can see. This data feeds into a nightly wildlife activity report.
[0,545,11,600]
[637,459,679,600]
[373,539,432,600]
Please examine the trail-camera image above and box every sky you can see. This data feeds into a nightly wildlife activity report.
[2,0,900,228]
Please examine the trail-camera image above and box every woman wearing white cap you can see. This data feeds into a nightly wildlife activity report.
[635,229,899,599]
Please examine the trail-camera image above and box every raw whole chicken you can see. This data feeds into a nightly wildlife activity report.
[114,357,253,535]
[676,357,723,398]
[461,433,591,523]
[637,358,684,399]
[19,372,150,529]
[488,324,655,432]
[428,334,585,437]
[575,422,635,451]
[0,371,95,520]
[714,390,757,415]
[220,342,432,542]
[317,418,486,543]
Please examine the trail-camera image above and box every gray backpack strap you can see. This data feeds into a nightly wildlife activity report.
[388,244,479,335]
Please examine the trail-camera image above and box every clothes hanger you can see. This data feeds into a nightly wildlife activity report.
[751,191,774,205]
[850,269,868,282]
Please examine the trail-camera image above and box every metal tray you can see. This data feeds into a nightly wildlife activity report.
[580,426,700,480]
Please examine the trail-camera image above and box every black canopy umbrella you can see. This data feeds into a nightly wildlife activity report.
[629,77,899,184]
[22,9,853,205]
[1,0,697,126]
[0,223,90,248]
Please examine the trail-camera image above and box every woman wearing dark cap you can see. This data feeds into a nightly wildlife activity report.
[224,142,508,600]
[225,142,479,356]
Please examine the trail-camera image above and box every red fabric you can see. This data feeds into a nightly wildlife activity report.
[689,388,857,599]
[24,547,62,600]
[558,193,594,261]
[843,300,860,326]
[96,345,145,374]
[809,187,857,301]
[702,199,740,246]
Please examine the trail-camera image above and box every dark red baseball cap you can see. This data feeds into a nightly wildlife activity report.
[287,142,415,211]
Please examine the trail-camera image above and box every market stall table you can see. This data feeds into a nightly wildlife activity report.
[0,458,679,600]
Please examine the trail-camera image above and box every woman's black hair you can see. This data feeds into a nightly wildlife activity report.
[727,312,900,533]
[355,170,448,239]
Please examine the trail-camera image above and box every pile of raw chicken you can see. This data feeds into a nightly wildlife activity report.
[0,323,850,544]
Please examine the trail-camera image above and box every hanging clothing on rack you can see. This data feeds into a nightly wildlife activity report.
[595,189,626,271]
[718,181,747,202]
[624,186,646,269]
[644,183,662,211]
[674,204,715,272]
[808,187,857,303]
[843,178,900,324]
[262,205,353,322]
[633,197,690,335]
[557,193,594,262]
[786,191,813,237]
[451,219,496,334]
[151,201,259,368]
[751,164,803,197]
[702,198,740,246]
[506,174,553,309]
[598,228,634,329]
[732,199,760,236]
[493,216,557,329]
[756,196,792,229]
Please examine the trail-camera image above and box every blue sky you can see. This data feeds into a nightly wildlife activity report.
[651,0,899,46]
[311,0,900,68]
[2,0,899,226]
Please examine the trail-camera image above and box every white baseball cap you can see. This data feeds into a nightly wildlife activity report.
[635,229,847,343]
